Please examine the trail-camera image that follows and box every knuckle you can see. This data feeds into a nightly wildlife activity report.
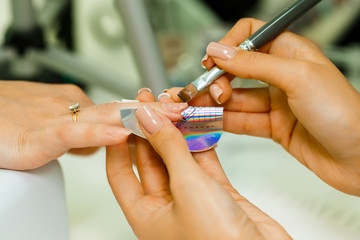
[296,61,317,80]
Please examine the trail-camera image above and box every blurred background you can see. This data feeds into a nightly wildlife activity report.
[0,0,360,239]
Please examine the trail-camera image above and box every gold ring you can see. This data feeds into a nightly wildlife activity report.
[69,103,80,122]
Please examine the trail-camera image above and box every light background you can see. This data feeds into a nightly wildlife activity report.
[1,0,360,239]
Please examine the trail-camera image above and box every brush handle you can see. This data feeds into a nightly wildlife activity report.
[248,0,322,49]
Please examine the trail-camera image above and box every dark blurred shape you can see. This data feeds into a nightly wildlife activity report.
[336,15,360,45]
[202,0,259,23]
[56,1,74,51]
[0,0,85,90]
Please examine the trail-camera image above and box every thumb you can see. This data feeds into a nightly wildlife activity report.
[206,41,301,93]
[134,105,201,178]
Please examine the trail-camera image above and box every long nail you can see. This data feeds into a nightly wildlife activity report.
[135,105,163,135]
[207,42,237,60]
[201,54,209,69]
[162,103,188,113]
[107,127,132,138]
[137,88,152,95]
[209,84,223,104]
[158,93,171,101]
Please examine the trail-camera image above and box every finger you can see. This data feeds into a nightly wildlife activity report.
[168,87,270,113]
[201,54,215,70]
[60,101,188,126]
[223,111,271,138]
[106,143,144,211]
[136,88,155,102]
[193,88,270,113]
[192,149,231,186]
[134,105,201,178]
[167,87,186,103]
[206,41,304,93]
[135,137,170,197]
[26,122,131,169]
[157,92,174,103]
[217,18,266,49]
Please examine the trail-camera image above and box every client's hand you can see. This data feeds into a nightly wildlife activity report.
[106,104,291,240]
[167,18,360,196]
[0,81,187,170]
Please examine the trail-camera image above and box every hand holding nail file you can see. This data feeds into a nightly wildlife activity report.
[178,0,322,102]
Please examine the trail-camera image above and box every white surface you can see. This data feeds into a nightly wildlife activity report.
[0,161,69,240]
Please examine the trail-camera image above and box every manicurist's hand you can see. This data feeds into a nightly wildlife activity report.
[0,81,187,170]
[167,18,360,196]
[106,104,291,240]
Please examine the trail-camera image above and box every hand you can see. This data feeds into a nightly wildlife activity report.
[106,102,291,239]
[0,81,187,170]
[167,18,360,196]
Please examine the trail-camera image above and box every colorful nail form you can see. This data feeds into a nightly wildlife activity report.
[120,106,224,152]
[176,106,223,152]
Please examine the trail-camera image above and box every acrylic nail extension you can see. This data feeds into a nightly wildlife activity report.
[158,93,171,101]
[201,54,209,69]
[135,105,163,135]
[162,103,188,113]
[207,42,237,60]
[137,88,152,95]
[209,84,223,104]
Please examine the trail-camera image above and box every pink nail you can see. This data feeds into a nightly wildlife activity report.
[162,103,188,113]
[137,88,152,95]
[209,84,223,104]
[135,105,163,135]
[207,42,237,60]
[201,54,209,69]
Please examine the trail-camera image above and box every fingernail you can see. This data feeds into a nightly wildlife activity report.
[201,54,209,69]
[162,89,169,93]
[158,93,171,101]
[207,42,237,60]
[135,105,163,135]
[162,102,188,113]
[107,127,132,138]
[137,88,152,95]
[209,84,223,104]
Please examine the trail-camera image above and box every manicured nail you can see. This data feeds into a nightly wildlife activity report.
[210,84,223,104]
[137,88,152,95]
[107,127,132,138]
[162,89,169,93]
[207,42,237,60]
[162,102,188,113]
[158,93,171,101]
[135,105,163,135]
[201,54,209,69]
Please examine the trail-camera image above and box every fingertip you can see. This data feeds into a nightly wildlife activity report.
[157,93,172,102]
[201,54,215,70]
[136,88,156,102]
[209,79,232,104]
[166,87,185,102]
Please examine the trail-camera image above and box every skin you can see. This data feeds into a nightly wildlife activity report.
[166,18,360,196]
[106,90,291,240]
[0,81,186,170]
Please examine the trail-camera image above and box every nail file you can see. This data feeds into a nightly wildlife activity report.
[120,106,224,152]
